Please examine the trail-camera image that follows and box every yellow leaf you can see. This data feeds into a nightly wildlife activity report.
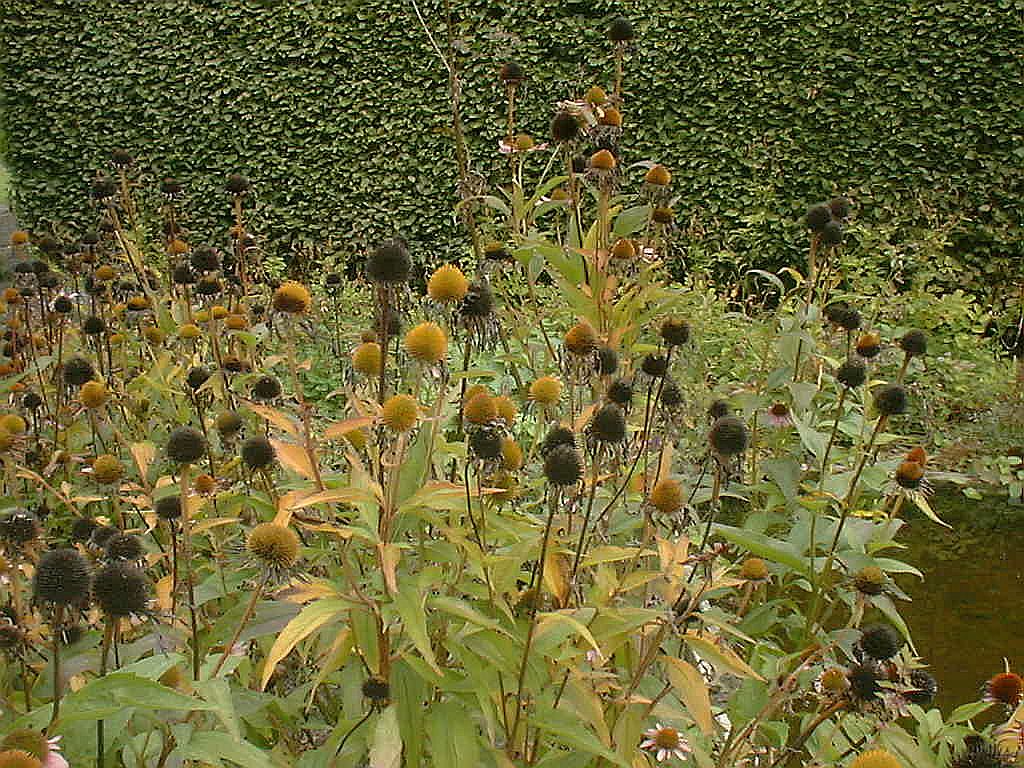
[662,656,714,735]
[270,439,318,481]
[288,487,376,510]
[543,551,571,607]
[247,403,300,437]
[379,543,400,596]
[155,574,174,614]
[681,631,764,681]
[130,442,156,483]
[191,517,240,535]
[260,598,347,690]
[324,416,375,440]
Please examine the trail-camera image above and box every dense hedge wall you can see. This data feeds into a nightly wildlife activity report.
[1,0,1021,280]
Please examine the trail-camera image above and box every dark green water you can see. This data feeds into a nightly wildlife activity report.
[896,489,1024,717]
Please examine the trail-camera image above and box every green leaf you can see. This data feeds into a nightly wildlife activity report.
[370,705,403,768]
[393,582,443,676]
[712,524,809,576]
[260,598,347,690]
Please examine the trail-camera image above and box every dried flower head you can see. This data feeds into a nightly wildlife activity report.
[92,454,124,485]
[564,322,598,356]
[590,404,627,443]
[837,358,867,388]
[241,435,276,469]
[709,416,749,457]
[543,444,582,486]
[352,342,383,376]
[33,548,91,606]
[859,624,903,660]
[529,376,563,407]
[367,239,411,284]
[873,384,908,417]
[94,561,149,617]
[382,394,419,433]
[272,282,312,314]
[247,523,300,570]
[649,478,683,515]
[166,426,206,464]
[899,329,928,358]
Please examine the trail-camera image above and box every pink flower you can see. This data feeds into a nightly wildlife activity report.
[43,736,69,768]
[765,402,791,428]
[640,724,691,762]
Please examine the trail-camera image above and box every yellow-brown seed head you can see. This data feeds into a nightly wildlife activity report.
[194,473,217,495]
[143,326,165,345]
[247,522,300,570]
[127,295,150,311]
[645,164,672,186]
[649,478,683,515]
[224,313,248,330]
[564,322,598,356]
[611,238,636,260]
[589,149,617,172]
[352,342,382,376]
[464,392,497,425]
[272,281,311,314]
[94,265,118,282]
[79,380,108,409]
[404,322,448,364]
[92,454,124,485]
[585,85,607,105]
[739,557,769,581]
[850,749,902,768]
[529,376,563,406]
[598,106,622,127]
[427,264,469,303]
[168,238,189,255]
[0,414,26,435]
[501,437,523,470]
[382,394,418,432]
[10,231,30,246]
[179,324,202,340]
[494,395,518,425]
[210,304,229,320]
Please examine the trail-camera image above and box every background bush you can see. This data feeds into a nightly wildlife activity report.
[1,0,1021,284]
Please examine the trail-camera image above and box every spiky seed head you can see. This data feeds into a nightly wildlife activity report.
[247,523,300,569]
[660,317,690,347]
[591,404,627,443]
[382,395,418,433]
[94,264,118,282]
[641,354,668,378]
[78,380,108,409]
[986,672,1023,707]
[215,411,243,437]
[906,446,928,466]
[848,663,883,701]
[143,326,166,344]
[362,675,391,703]
[853,566,886,596]
[241,435,276,469]
[739,557,769,581]
[0,730,48,761]
[470,427,504,461]
[611,238,636,260]
[649,478,683,514]
[0,414,26,435]
[63,356,95,387]
[252,375,282,400]
[542,426,577,456]
[10,231,29,246]
[272,282,311,314]
[405,322,447,364]
[820,220,844,246]
[651,207,674,225]
[850,749,901,768]
[585,85,607,105]
[0,624,24,651]
[1,510,40,546]
[596,346,619,375]
[0,750,42,768]
[186,366,211,391]
[210,305,229,320]
[873,384,908,417]
[906,670,938,706]
[500,61,524,84]
[154,495,182,520]
[460,282,495,318]
[70,516,99,542]
[82,315,107,336]
[805,204,832,232]
[464,392,497,425]
[829,196,851,220]
[105,533,144,562]
[564,322,598,355]
[859,624,903,660]
[33,547,91,606]
[529,376,562,406]
[837,358,867,388]
[660,379,684,409]
[895,460,924,489]
[589,149,617,171]
[94,561,149,617]
[225,173,250,195]
[514,133,535,151]
[819,667,849,693]
[608,16,634,42]
[179,324,202,343]
[52,295,74,314]
[190,245,220,272]
[544,444,582,486]
[172,264,195,285]
[607,378,633,406]
[92,454,124,485]
[352,342,383,376]
[367,239,411,284]
[225,313,248,330]
[501,437,523,470]
[493,395,518,425]
[166,426,206,464]
[598,107,622,128]
[194,473,216,495]
[645,164,671,186]
[899,329,927,358]
[709,416,749,457]
[551,111,580,143]
[427,264,468,303]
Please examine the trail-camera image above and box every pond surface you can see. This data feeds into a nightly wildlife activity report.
[896,488,1024,718]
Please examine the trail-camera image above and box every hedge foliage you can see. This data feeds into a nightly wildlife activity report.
[1,0,1021,281]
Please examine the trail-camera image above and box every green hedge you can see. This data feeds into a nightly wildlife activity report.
[1,0,1021,280]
